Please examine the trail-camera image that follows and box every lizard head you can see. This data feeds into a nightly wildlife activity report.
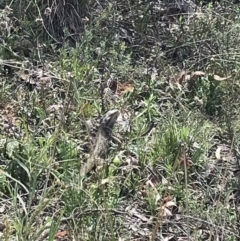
[100,109,119,129]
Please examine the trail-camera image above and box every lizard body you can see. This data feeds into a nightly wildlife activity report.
[80,109,119,177]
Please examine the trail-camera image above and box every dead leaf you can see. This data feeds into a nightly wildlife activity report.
[172,70,190,84]
[46,104,63,113]
[215,147,221,160]
[213,74,231,81]
[117,82,135,95]
[194,96,204,105]
[165,201,177,208]
[39,76,51,84]
[191,71,205,77]
[35,68,43,78]
[55,230,68,238]
[158,206,172,217]
[1,104,18,125]
[101,178,109,185]
[179,158,193,168]
[163,207,172,216]
[163,236,175,241]
[16,70,30,82]
[125,156,139,166]
[151,72,158,81]
[178,237,189,241]
[161,176,168,185]
[163,195,174,203]
[185,74,191,81]
[0,205,5,213]
[172,70,231,88]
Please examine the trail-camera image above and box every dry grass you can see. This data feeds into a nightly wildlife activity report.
[0,0,240,240]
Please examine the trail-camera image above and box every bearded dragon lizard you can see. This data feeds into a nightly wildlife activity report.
[80,109,120,177]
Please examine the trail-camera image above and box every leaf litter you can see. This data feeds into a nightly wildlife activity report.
[1,1,240,241]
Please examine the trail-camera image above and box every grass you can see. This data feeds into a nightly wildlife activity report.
[1,0,240,240]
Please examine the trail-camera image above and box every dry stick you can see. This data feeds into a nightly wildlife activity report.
[100,80,105,113]
[183,144,190,241]
[151,201,165,241]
